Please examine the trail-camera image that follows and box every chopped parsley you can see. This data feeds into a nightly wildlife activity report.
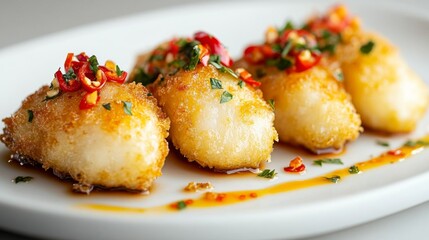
[237,80,244,88]
[403,140,429,147]
[268,99,275,110]
[88,55,99,74]
[147,92,153,97]
[27,110,34,123]
[14,176,33,184]
[220,91,233,103]
[257,169,277,179]
[209,55,238,79]
[210,78,223,89]
[360,40,375,54]
[149,54,164,62]
[313,158,343,166]
[132,68,159,86]
[63,68,77,82]
[102,103,111,111]
[335,70,344,81]
[325,175,341,183]
[116,65,123,77]
[348,165,361,174]
[177,200,187,210]
[376,140,390,147]
[122,101,133,116]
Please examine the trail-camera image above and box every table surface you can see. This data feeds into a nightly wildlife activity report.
[1,0,428,239]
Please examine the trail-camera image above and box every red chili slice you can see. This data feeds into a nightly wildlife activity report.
[284,164,306,173]
[99,66,128,84]
[76,52,89,62]
[295,51,322,73]
[79,63,106,92]
[64,53,74,71]
[194,31,233,67]
[55,69,81,92]
[79,91,100,110]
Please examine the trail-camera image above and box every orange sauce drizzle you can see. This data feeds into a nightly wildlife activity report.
[78,136,429,214]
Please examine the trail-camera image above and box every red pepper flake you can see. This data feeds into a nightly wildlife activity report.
[284,156,306,173]
[238,194,246,200]
[216,193,227,202]
[236,68,261,87]
[185,199,194,205]
[249,192,258,198]
[387,149,404,156]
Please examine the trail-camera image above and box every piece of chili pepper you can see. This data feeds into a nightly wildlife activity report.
[79,91,100,110]
[79,63,106,92]
[55,69,81,92]
[194,31,233,67]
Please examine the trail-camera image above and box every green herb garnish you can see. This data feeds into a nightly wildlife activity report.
[257,169,277,179]
[220,91,233,103]
[14,176,33,184]
[281,41,293,57]
[237,80,244,88]
[177,200,187,210]
[360,40,375,54]
[313,158,343,166]
[122,101,133,116]
[268,99,275,110]
[403,140,429,147]
[132,68,159,86]
[348,165,360,174]
[27,110,34,123]
[325,175,341,183]
[149,54,164,62]
[116,65,123,77]
[376,140,390,147]
[210,78,223,89]
[88,55,99,73]
[63,68,76,82]
[102,103,111,111]
[147,92,153,97]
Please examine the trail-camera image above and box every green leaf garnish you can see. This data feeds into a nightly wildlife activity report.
[27,110,34,123]
[220,91,233,103]
[325,175,341,183]
[122,101,133,116]
[257,169,277,179]
[376,140,390,147]
[268,99,275,110]
[132,68,159,86]
[313,158,343,166]
[14,176,33,184]
[177,200,187,210]
[237,80,244,88]
[348,165,360,174]
[102,103,111,111]
[210,78,223,89]
[360,40,375,54]
[403,140,429,147]
[88,55,99,74]
[281,41,293,57]
[63,68,76,82]
[116,65,123,77]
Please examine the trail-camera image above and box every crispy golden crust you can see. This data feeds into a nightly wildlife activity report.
[338,32,429,132]
[257,66,362,152]
[1,82,170,191]
[149,64,278,170]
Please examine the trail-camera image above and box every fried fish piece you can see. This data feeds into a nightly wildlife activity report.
[236,24,361,153]
[1,82,170,192]
[258,66,361,153]
[130,32,278,170]
[338,32,429,133]
[308,4,429,133]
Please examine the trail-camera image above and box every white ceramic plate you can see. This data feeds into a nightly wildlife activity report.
[1,0,429,239]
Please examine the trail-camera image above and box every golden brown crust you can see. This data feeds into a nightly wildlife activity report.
[1,82,170,192]
[149,64,278,170]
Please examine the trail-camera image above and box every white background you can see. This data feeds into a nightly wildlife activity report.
[1,0,428,239]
